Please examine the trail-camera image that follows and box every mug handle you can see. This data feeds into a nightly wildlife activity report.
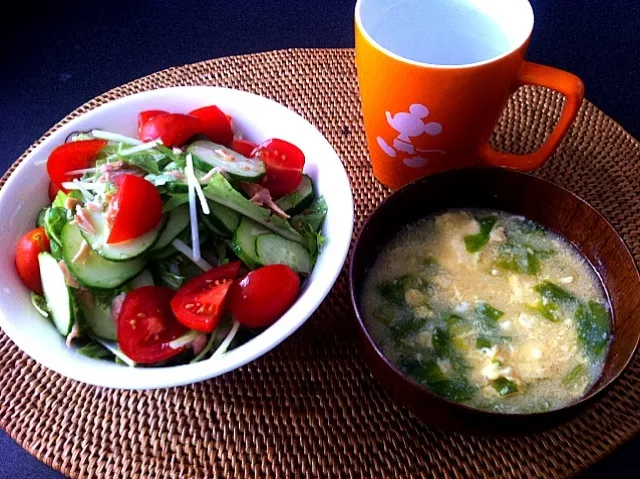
[480,62,585,170]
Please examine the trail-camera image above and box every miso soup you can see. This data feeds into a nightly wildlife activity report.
[362,210,611,414]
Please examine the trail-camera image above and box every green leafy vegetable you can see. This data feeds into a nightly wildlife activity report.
[44,207,68,245]
[576,300,610,356]
[153,261,186,290]
[495,242,540,275]
[534,280,578,305]
[562,363,587,387]
[390,314,427,342]
[475,301,504,323]
[377,276,409,305]
[291,196,328,233]
[464,216,497,253]
[430,377,477,402]
[400,358,446,383]
[30,292,49,317]
[432,328,451,358]
[124,152,162,175]
[76,341,113,360]
[491,377,518,396]
[476,337,492,349]
[372,304,395,325]
[162,194,190,213]
[526,302,562,322]
[52,191,67,208]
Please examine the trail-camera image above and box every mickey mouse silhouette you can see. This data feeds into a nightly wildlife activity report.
[376,103,445,168]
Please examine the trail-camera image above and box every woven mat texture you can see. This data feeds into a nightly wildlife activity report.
[1,49,639,479]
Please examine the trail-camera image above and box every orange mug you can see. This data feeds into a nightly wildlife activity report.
[355,0,584,190]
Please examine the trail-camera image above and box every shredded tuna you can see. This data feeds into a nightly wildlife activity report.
[166,170,186,180]
[110,293,126,327]
[75,289,94,310]
[239,182,289,218]
[65,324,81,347]
[99,160,146,181]
[199,167,223,183]
[58,260,81,288]
[71,239,91,264]
[190,333,209,356]
[215,148,236,162]
[75,206,96,235]
[64,197,81,211]
[85,201,104,213]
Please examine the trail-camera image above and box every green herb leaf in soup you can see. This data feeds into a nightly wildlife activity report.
[377,276,410,305]
[491,377,518,396]
[562,363,587,387]
[494,242,540,275]
[576,301,611,356]
[464,216,497,253]
[475,301,504,323]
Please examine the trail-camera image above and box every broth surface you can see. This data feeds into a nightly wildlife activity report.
[362,210,611,413]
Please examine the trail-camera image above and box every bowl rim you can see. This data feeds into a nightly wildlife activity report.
[349,167,640,419]
[0,85,354,389]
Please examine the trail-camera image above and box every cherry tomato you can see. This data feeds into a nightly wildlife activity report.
[232,139,258,157]
[252,139,305,198]
[137,110,169,138]
[46,139,107,191]
[48,181,60,202]
[117,286,188,364]
[106,174,163,244]
[171,262,240,333]
[15,227,50,294]
[226,264,300,328]
[138,113,202,147]
[189,105,233,146]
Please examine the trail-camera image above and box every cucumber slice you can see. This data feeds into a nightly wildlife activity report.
[62,223,146,290]
[77,270,155,340]
[206,200,240,237]
[203,173,303,244]
[151,205,189,251]
[256,234,312,274]
[275,175,314,215]
[38,252,74,335]
[77,295,116,340]
[187,140,265,181]
[232,217,269,268]
[80,210,164,261]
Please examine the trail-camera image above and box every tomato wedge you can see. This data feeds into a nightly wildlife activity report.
[232,139,258,157]
[106,174,163,244]
[15,227,51,294]
[227,264,300,328]
[137,110,169,138]
[46,139,107,191]
[189,105,233,146]
[252,139,305,198]
[48,181,60,202]
[171,262,240,332]
[138,113,202,147]
[117,286,188,364]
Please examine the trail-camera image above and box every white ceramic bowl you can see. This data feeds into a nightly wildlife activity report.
[0,86,353,389]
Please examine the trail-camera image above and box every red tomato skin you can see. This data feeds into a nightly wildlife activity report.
[117,286,188,364]
[227,264,300,328]
[137,110,169,138]
[138,113,202,147]
[232,139,258,157]
[48,181,60,202]
[171,262,240,332]
[46,139,107,191]
[252,139,305,198]
[189,106,233,146]
[15,227,51,294]
[106,174,163,244]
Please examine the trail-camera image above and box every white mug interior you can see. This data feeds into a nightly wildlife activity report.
[356,0,534,67]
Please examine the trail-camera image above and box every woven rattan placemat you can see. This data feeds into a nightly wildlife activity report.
[1,49,639,478]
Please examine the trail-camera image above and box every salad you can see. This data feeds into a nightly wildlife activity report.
[15,105,327,366]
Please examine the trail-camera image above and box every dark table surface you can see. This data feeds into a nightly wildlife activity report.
[1,1,638,477]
